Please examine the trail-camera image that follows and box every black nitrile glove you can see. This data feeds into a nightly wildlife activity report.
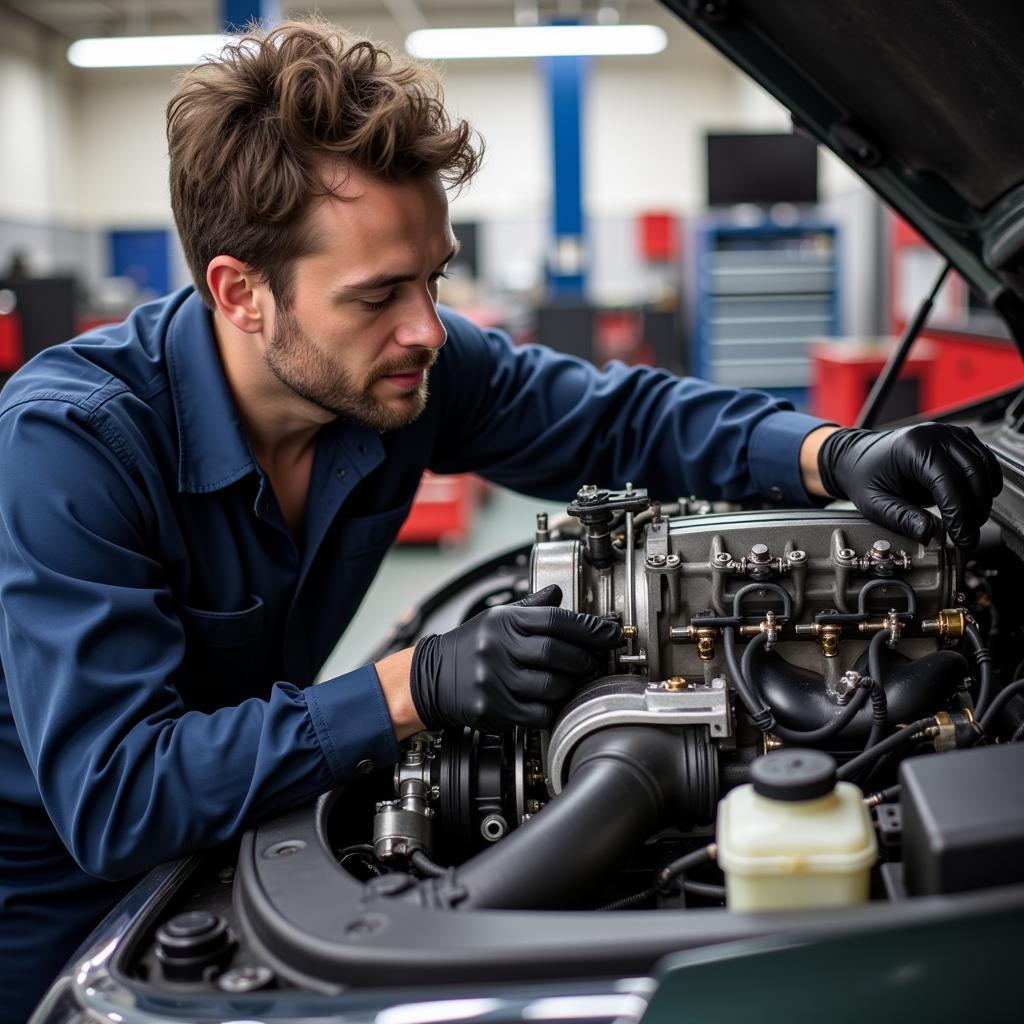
[818,422,1003,549]
[410,584,622,731]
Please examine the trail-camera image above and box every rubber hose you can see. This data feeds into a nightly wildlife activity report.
[741,632,870,743]
[864,630,890,748]
[723,626,773,730]
[965,623,994,718]
[446,726,717,910]
[836,717,935,782]
[979,678,1024,735]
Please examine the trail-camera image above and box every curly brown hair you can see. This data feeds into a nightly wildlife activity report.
[167,18,482,308]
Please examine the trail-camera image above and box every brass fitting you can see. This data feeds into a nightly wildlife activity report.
[921,608,967,640]
[622,625,638,640]
[792,621,842,657]
[858,614,905,646]
[696,631,716,661]
[670,625,718,661]
[933,711,956,752]
[739,612,780,650]
[762,733,783,754]
[820,624,842,658]
[664,676,688,691]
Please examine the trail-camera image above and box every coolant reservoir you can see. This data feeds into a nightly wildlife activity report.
[717,749,877,911]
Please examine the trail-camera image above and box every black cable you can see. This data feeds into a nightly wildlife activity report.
[723,626,773,730]
[341,843,377,857]
[837,717,935,782]
[681,880,726,900]
[600,882,726,910]
[1011,721,1024,743]
[732,581,793,621]
[856,578,918,619]
[965,622,994,719]
[864,783,901,805]
[409,849,447,878]
[864,630,891,749]
[603,845,719,911]
[979,678,1024,734]
[601,888,656,911]
[656,844,716,889]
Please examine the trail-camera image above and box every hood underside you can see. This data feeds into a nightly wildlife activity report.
[663,0,1024,349]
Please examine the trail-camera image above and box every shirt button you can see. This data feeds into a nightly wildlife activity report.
[769,486,783,501]
[356,758,376,774]
[335,467,346,479]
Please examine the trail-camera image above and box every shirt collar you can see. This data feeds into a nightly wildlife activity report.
[165,287,256,494]
[164,287,386,495]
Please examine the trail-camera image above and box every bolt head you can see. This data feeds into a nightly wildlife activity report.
[871,540,892,559]
[715,552,731,564]
[218,965,274,993]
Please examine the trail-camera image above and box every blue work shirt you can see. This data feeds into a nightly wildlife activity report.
[0,287,825,1020]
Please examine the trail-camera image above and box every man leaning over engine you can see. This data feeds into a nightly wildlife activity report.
[0,18,1002,1022]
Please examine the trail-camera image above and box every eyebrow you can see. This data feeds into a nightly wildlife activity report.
[336,241,460,294]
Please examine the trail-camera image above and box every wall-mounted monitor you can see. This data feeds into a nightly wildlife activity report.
[705,132,819,207]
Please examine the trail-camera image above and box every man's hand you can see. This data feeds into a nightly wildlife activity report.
[408,584,622,732]
[806,422,1003,549]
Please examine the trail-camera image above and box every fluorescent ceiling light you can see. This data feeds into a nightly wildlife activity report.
[67,34,238,68]
[406,25,668,59]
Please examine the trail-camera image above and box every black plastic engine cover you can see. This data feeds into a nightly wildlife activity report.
[900,742,1024,896]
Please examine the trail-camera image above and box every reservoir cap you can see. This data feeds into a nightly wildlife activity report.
[751,749,836,801]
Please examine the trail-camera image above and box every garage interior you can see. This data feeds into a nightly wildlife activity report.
[2,1,1018,675]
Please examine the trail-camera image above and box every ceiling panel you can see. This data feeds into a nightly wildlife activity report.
[1,1,645,40]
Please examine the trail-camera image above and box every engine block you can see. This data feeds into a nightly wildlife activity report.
[533,489,959,790]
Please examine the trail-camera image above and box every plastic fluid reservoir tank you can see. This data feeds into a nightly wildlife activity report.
[717,749,877,911]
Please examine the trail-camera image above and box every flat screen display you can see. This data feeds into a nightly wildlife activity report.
[706,132,819,206]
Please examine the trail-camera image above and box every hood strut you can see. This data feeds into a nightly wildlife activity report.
[857,261,951,429]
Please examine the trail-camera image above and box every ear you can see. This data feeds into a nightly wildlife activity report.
[206,256,267,334]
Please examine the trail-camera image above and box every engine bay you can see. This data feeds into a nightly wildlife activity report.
[122,485,1024,996]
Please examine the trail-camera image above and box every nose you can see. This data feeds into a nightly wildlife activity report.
[394,292,447,351]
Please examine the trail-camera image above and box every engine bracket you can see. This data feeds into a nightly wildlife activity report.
[546,676,730,792]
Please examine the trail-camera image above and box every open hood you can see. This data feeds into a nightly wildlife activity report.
[662,0,1024,351]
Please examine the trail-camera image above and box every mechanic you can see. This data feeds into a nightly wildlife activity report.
[0,19,1002,1022]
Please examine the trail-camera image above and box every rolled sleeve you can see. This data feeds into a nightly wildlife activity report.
[748,410,834,505]
[305,664,400,782]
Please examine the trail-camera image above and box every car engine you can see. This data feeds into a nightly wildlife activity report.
[356,485,1001,915]
[118,479,1024,995]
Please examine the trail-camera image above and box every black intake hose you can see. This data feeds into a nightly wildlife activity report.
[752,644,967,746]
[434,726,717,910]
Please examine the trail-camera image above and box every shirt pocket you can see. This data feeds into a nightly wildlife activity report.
[175,594,269,709]
[177,593,266,647]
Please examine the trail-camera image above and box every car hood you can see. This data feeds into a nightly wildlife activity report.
[663,0,1024,350]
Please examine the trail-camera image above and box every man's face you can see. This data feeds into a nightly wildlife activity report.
[263,168,455,432]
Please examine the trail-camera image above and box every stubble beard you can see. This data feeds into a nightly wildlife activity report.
[264,308,435,432]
